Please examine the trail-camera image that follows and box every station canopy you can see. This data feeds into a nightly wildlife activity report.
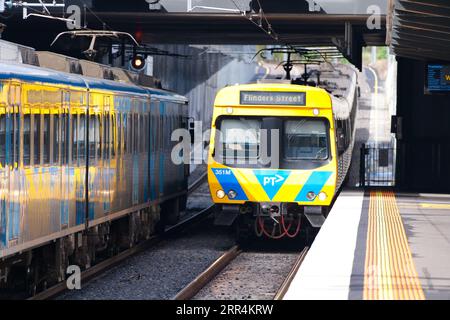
[387,0,450,62]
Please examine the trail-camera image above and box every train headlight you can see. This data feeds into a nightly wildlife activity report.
[226,107,233,114]
[313,109,320,116]
[306,192,316,201]
[216,190,226,199]
[318,192,328,201]
[228,190,237,199]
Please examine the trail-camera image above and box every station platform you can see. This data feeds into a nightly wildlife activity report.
[284,189,450,300]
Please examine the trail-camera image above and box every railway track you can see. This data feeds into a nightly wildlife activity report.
[30,173,210,301]
[174,246,309,300]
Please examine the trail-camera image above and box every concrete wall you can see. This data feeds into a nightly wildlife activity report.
[152,45,258,128]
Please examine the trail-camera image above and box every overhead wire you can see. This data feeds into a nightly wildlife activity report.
[229,0,340,68]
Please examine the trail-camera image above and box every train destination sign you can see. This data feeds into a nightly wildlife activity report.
[240,91,306,106]
[427,64,450,93]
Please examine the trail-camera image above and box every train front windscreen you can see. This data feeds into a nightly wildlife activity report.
[214,116,330,168]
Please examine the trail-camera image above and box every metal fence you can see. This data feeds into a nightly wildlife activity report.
[360,142,396,187]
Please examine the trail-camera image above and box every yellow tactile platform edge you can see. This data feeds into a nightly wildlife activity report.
[364,190,425,300]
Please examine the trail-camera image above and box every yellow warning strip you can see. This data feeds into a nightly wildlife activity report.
[363,191,425,300]
[398,203,450,210]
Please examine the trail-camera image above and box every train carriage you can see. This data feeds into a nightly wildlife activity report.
[207,69,357,241]
[0,62,188,294]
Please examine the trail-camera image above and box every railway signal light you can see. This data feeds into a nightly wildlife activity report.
[131,54,146,71]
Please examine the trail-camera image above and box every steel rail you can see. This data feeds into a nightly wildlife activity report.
[187,172,207,196]
[173,245,242,300]
[273,247,309,300]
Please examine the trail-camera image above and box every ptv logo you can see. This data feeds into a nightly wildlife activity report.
[254,170,291,200]
[263,175,285,187]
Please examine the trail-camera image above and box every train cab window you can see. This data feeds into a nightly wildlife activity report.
[217,117,261,163]
[283,119,329,160]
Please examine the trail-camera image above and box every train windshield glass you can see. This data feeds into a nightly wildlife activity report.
[219,118,261,163]
[284,119,329,160]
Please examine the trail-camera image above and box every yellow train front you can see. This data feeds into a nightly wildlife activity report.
[207,82,356,241]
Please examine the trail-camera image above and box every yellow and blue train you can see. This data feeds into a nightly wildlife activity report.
[208,68,357,241]
[0,62,188,295]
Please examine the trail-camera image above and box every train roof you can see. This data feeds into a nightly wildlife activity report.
[0,62,187,103]
[0,62,87,88]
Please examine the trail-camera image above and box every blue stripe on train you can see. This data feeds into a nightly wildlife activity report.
[295,171,333,202]
[212,168,248,201]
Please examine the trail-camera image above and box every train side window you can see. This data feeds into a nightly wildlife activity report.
[103,112,109,159]
[116,112,122,156]
[134,113,138,154]
[96,114,101,160]
[23,113,31,166]
[144,113,149,153]
[123,113,128,154]
[0,111,5,167]
[34,113,41,165]
[60,111,67,165]
[12,109,18,166]
[129,113,133,154]
[78,114,86,163]
[88,114,100,161]
[138,113,143,153]
[72,114,78,163]
[149,113,154,154]
[89,114,95,160]
[111,113,116,158]
[53,114,60,165]
[43,113,50,164]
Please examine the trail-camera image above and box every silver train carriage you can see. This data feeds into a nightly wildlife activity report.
[0,62,188,294]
